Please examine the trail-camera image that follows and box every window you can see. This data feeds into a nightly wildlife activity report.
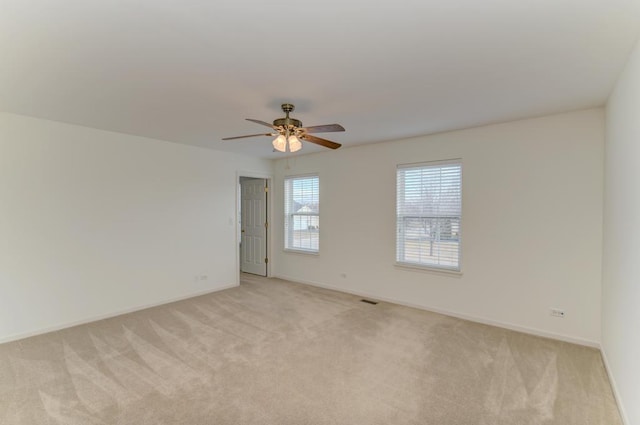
[396,160,462,271]
[284,175,319,253]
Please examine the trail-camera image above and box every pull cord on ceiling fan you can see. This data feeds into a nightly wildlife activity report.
[222,103,345,153]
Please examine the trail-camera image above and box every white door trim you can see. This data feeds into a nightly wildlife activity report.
[235,171,273,285]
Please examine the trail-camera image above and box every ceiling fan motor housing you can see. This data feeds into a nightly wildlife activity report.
[273,104,302,128]
[273,117,302,128]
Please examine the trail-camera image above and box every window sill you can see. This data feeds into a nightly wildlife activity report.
[284,249,319,256]
[394,262,463,277]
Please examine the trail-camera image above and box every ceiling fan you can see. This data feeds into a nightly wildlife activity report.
[222,104,344,153]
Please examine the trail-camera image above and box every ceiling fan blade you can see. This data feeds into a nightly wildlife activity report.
[222,133,274,140]
[302,134,342,150]
[246,118,276,129]
[302,124,345,133]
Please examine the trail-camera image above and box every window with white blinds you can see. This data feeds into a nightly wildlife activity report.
[284,175,319,253]
[396,160,462,271]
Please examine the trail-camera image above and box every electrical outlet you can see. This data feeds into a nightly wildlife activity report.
[340,273,347,278]
[199,275,208,281]
[550,308,565,318]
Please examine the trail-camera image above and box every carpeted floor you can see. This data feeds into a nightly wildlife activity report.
[0,274,622,424]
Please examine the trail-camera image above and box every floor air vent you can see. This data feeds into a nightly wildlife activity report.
[360,299,378,305]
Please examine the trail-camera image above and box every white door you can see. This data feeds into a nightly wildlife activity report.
[240,178,267,276]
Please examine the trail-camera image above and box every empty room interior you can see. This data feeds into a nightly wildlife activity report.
[1,1,640,424]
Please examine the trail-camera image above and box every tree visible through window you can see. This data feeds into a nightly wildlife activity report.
[284,175,319,253]
[396,160,462,271]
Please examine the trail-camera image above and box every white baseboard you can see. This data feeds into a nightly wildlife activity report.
[273,274,600,348]
[0,283,238,344]
[600,347,629,425]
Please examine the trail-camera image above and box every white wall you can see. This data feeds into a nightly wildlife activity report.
[0,112,271,342]
[273,109,604,345]
[603,39,640,425]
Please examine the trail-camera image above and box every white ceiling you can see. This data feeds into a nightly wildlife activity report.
[1,0,639,159]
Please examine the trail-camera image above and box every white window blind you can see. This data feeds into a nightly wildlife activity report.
[396,160,462,271]
[284,175,319,253]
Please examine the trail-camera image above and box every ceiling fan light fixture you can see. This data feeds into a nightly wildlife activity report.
[288,135,302,152]
[272,134,287,152]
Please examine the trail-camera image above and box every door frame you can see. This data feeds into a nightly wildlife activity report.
[236,171,273,285]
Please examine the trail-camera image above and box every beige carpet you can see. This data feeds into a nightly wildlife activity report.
[0,274,621,424]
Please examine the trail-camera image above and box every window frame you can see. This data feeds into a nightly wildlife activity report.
[284,173,320,254]
[396,159,463,273]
